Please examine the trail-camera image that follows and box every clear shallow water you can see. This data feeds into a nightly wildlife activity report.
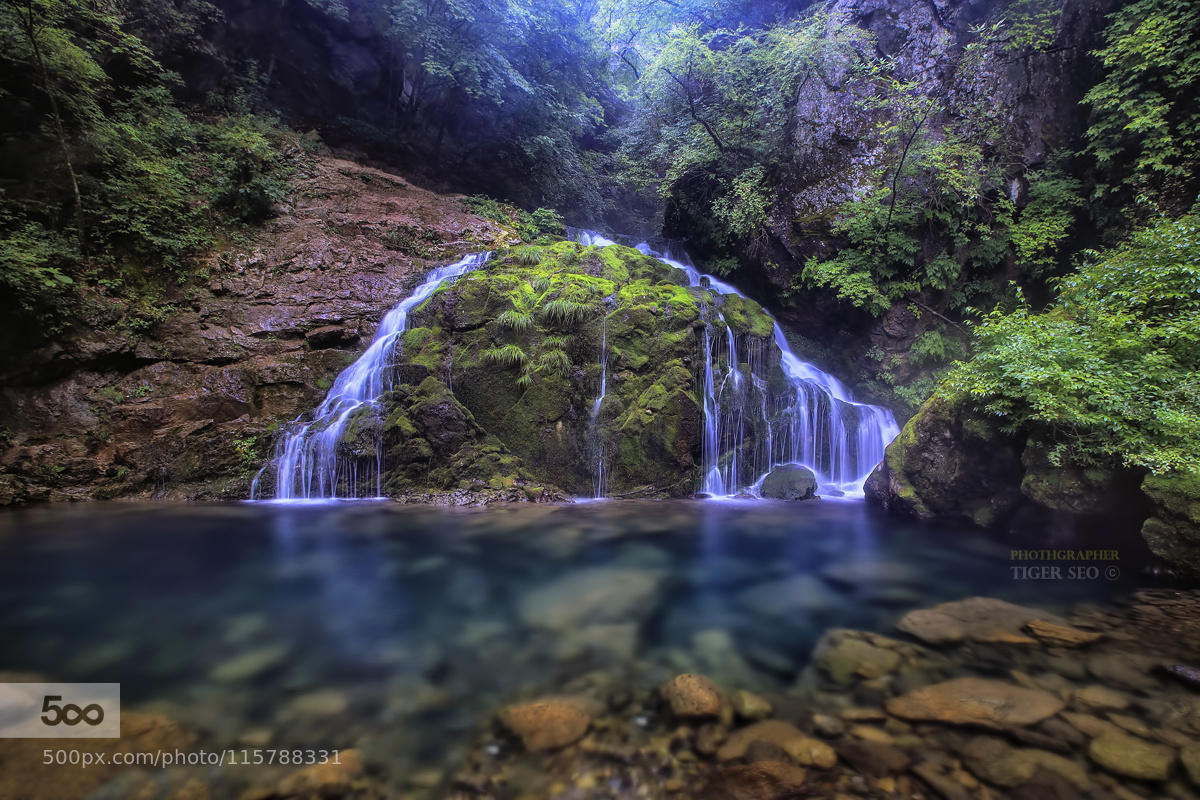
[0,500,1165,794]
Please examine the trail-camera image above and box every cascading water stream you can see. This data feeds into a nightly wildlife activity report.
[589,312,609,499]
[572,229,899,498]
[252,252,490,501]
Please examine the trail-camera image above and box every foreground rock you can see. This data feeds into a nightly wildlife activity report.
[758,464,817,501]
[897,596,1067,645]
[885,678,1065,728]
[702,761,808,800]
[1088,731,1176,781]
[812,628,922,684]
[716,720,837,769]
[498,697,593,751]
[661,673,726,719]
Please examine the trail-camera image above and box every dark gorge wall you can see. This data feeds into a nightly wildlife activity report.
[671,0,1121,414]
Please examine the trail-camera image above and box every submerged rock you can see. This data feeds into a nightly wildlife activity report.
[811,629,913,684]
[758,465,817,501]
[1088,731,1175,781]
[885,678,1065,728]
[498,697,593,752]
[702,760,808,800]
[716,720,837,769]
[661,673,726,719]
[897,596,1065,645]
[517,566,661,632]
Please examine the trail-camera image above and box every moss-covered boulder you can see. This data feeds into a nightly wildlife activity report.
[1141,472,1200,578]
[864,394,1025,527]
[383,240,778,497]
[868,392,1200,575]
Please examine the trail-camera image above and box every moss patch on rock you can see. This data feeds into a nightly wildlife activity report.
[389,240,777,497]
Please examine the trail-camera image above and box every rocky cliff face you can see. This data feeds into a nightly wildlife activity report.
[0,155,514,503]
[706,0,1120,408]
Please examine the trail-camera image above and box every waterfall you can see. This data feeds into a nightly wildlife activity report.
[572,229,899,498]
[589,312,609,498]
[252,252,491,501]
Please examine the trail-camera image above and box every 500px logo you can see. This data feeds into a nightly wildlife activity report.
[40,695,106,727]
[0,683,119,738]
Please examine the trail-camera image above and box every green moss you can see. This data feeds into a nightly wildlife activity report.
[720,293,775,340]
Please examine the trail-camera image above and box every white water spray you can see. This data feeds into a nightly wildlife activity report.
[574,229,899,498]
[253,252,490,501]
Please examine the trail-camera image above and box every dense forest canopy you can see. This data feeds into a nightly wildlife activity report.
[1,0,1198,480]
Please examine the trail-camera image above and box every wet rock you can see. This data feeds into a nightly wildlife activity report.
[661,673,726,719]
[1182,744,1200,787]
[897,597,1065,645]
[1074,685,1130,711]
[1061,712,1124,739]
[836,737,911,776]
[278,748,365,797]
[1140,472,1200,578]
[717,720,837,769]
[812,629,907,684]
[912,760,972,800]
[702,760,808,800]
[1088,731,1176,781]
[304,324,359,348]
[1025,618,1103,647]
[758,465,817,501]
[518,566,661,632]
[811,713,845,738]
[209,644,289,682]
[735,575,839,618]
[885,678,1065,728]
[284,689,349,717]
[1087,652,1160,692]
[731,690,773,721]
[498,697,593,752]
[555,622,640,662]
[961,735,1089,789]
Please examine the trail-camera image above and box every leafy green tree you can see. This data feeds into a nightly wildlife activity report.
[1084,0,1200,209]
[944,209,1200,474]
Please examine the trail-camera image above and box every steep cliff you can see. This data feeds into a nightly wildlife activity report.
[0,155,515,503]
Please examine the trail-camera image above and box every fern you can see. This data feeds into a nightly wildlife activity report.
[496,309,534,332]
[511,246,545,266]
[540,298,590,326]
[536,349,572,375]
[481,343,528,368]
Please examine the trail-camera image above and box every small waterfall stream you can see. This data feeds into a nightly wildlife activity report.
[252,252,490,501]
[574,230,899,498]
